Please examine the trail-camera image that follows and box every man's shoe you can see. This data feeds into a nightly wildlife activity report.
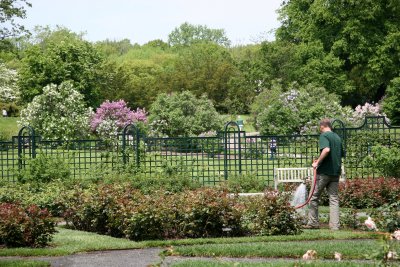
[302,224,320,229]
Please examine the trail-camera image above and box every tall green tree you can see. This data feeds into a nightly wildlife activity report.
[275,0,400,106]
[95,38,134,58]
[168,22,231,47]
[383,77,400,125]
[225,44,265,114]
[18,27,105,106]
[165,42,235,112]
[0,0,31,40]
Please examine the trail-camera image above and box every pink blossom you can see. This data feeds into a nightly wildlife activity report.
[90,100,147,136]
[392,230,400,240]
[364,217,377,231]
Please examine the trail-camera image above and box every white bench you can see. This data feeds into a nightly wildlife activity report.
[274,166,346,189]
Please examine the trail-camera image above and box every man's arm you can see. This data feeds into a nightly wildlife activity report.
[312,147,330,168]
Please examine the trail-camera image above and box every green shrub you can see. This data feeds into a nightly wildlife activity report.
[63,184,118,234]
[253,83,353,135]
[62,183,303,241]
[178,188,244,238]
[18,153,71,184]
[225,173,266,193]
[0,128,14,142]
[0,181,76,217]
[370,201,400,233]
[241,191,302,236]
[124,192,175,240]
[382,77,400,125]
[340,209,362,229]
[148,91,223,137]
[0,203,56,247]
[130,173,201,194]
[365,144,400,178]
[0,102,21,117]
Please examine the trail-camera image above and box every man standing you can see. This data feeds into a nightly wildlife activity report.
[305,119,343,230]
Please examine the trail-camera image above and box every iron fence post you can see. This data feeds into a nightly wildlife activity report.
[17,126,35,171]
[223,121,241,180]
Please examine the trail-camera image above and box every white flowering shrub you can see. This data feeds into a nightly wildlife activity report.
[18,82,92,140]
[0,63,20,103]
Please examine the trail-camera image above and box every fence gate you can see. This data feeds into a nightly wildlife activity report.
[121,124,140,166]
[223,121,243,180]
[17,126,36,171]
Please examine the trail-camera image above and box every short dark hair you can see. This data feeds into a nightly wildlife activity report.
[320,118,332,129]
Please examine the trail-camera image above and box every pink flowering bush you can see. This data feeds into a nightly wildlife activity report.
[90,100,147,138]
[350,102,389,127]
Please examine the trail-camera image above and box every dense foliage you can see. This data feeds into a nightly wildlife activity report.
[18,27,105,106]
[275,0,400,106]
[148,91,223,137]
[320,178,400,209]
[1,3,400,132]
[253,83,353,135]
[18,153,71,184]
[168,22,231,47]
[382,77,400,125]
[0,203,56,247]
[62,185,301,240]
[18,82,92,140]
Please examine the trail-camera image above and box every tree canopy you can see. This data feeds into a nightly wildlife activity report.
[18,27,105,107]
[0,0,31,40]
[168,22,231,47]
[275,0,400,106]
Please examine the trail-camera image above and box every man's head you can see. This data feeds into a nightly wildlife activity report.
[319,118,332,132]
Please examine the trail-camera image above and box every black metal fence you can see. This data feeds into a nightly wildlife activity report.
[1,116,399,185]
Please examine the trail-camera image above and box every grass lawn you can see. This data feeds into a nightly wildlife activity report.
[0,260,50,267]
[0,228,144,257]
[0,228,381,257]
[167,239,377,259]
[0,227,394,266]
[171,260,376,267]
[0,117,19,137]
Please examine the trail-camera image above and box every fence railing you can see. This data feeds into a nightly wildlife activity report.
[1,116,399,185]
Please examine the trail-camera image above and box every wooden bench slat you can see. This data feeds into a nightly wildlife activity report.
[274,166,346,189]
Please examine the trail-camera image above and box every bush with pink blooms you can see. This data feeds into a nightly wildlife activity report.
[350,102,389,127]
[90,100,147,139]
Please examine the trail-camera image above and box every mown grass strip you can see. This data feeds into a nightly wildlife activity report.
[0,228,381,257]
[171,260,375,267]
[141,229,380,247]
[0,259,50,267]
[0,228,144,257]
[168,240,378,260]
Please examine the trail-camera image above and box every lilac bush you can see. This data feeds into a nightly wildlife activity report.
[18,82,92,140]
[350,102,389,126]
[90,100,147,138]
